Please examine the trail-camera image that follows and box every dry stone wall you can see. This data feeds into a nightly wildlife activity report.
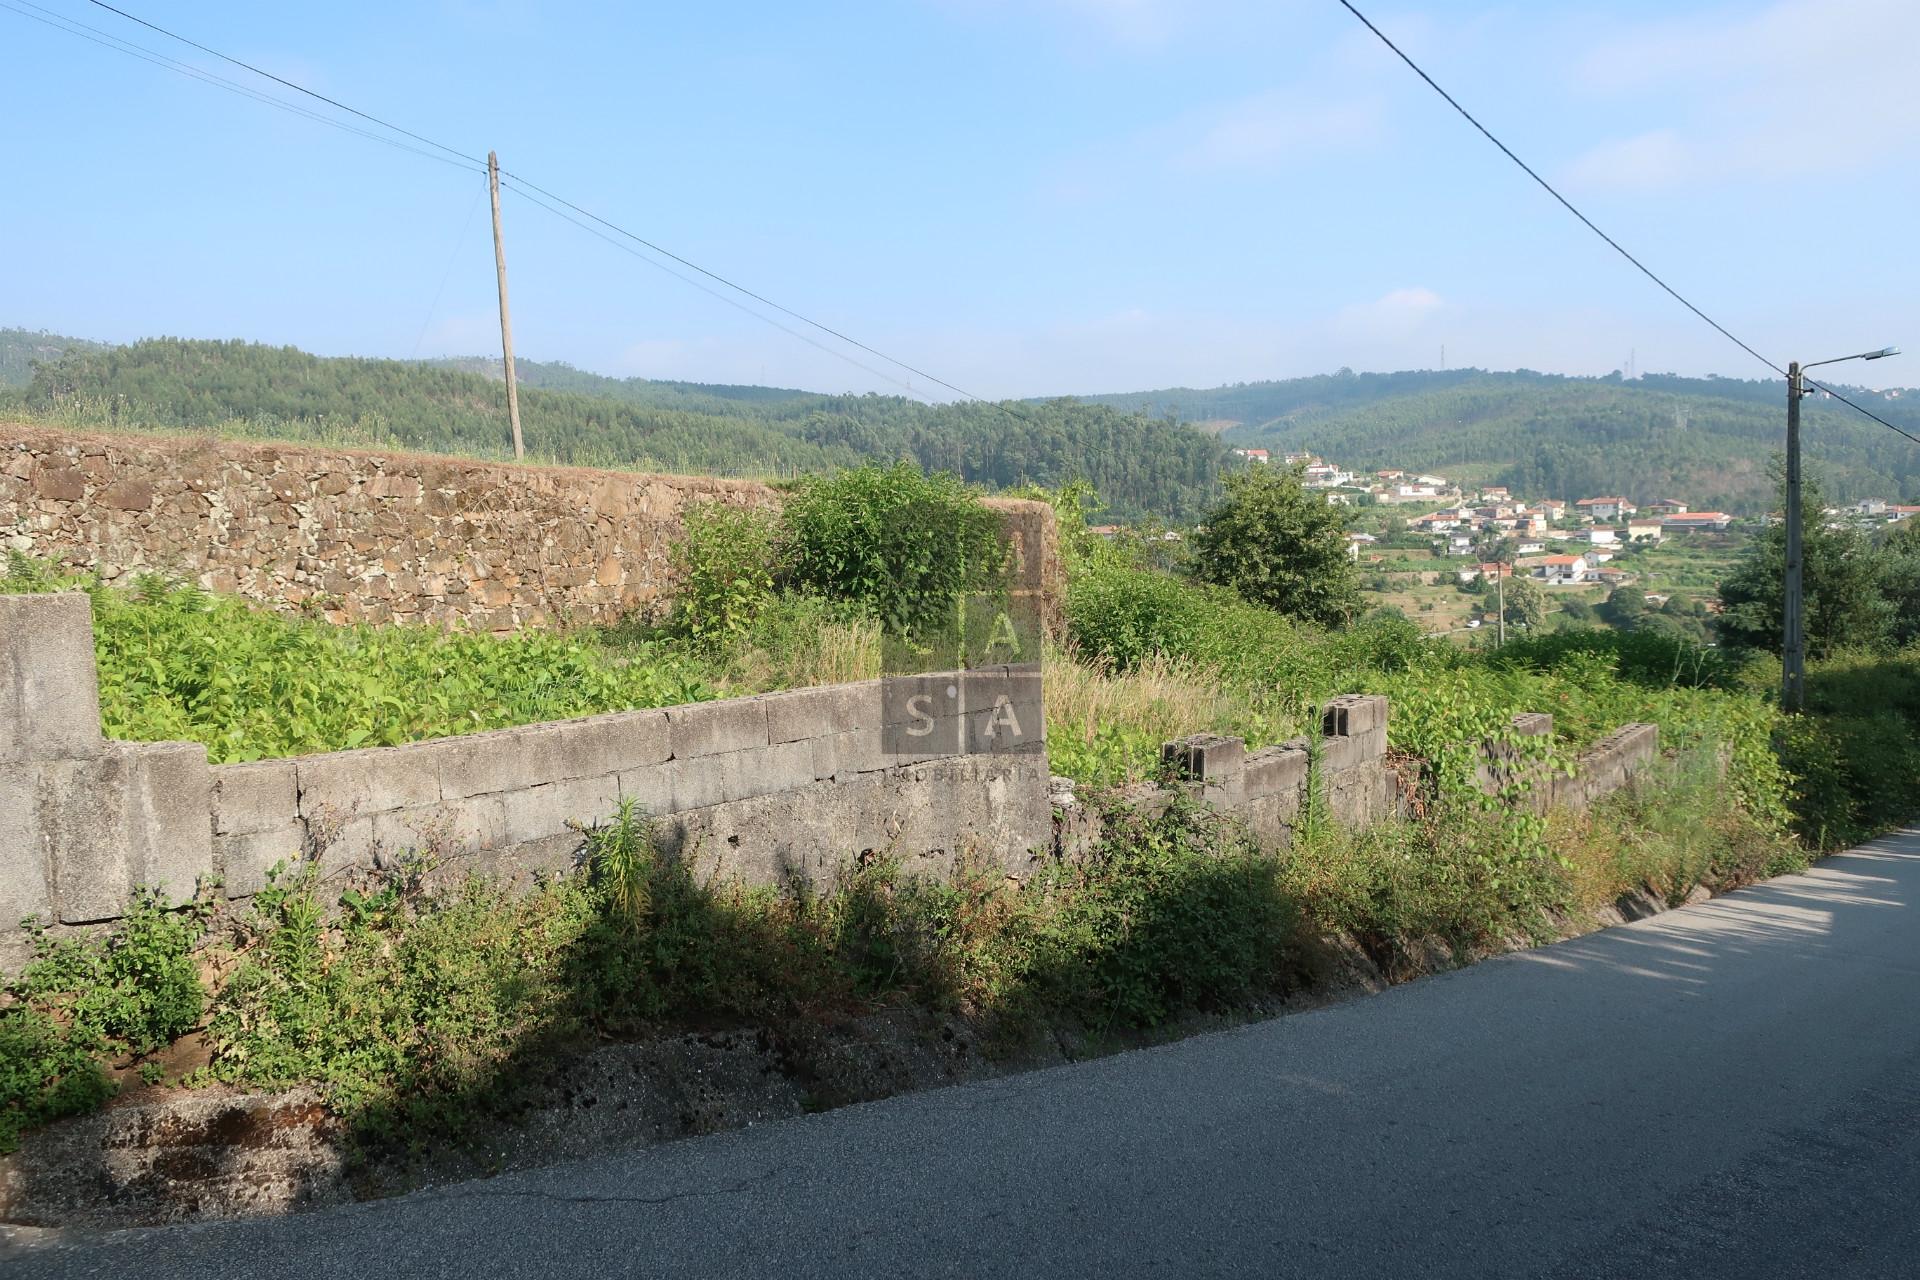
[0,424,1061,632]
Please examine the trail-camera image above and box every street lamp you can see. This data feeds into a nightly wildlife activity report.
[1782,346,1900,711]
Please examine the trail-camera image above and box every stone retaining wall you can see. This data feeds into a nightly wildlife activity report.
[0,592,1048,960]
[0,424,1060,632]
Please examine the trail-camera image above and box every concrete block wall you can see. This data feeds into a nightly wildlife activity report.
[2,592,1050,957]
[0,594,213,933]
[1148,695,1661,850]
[1157,694,1396,848]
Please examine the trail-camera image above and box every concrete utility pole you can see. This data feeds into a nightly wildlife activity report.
[1782,362,1805,712]
[1782,346,1900,712]
[487,151,525,461]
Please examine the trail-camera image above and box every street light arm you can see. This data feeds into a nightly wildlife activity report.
[1802,347,1900,371]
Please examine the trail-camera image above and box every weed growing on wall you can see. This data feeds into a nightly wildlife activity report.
[0,891,207,1152]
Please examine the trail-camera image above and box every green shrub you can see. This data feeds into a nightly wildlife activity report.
[1,891,206,1152]
[778,462,1008,635]
[666,501,778,650]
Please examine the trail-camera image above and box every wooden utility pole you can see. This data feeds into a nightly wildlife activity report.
[487,151,525,461]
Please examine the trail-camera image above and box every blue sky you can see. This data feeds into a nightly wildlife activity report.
[3,0,1915,399]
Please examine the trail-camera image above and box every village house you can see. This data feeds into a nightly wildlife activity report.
[1516,539,1546,555]
[1446,533,1476,556]
[1537,500,1568,522]
[1646,499,1689,515]
[1626,519,1664,543]
[1231,447,1270,464]
[1576,496,1636,521]
[1536,554,1591,585]
[1661,512,1733,532]
[1587,527,1618,547]
[1479,486,1510,502]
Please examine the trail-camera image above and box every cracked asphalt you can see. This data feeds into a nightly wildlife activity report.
[13,830,1920,1279]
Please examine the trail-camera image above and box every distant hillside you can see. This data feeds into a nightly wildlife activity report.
[6,335,1227,520]
[0,328,110,389]
[1077,369,1920,511]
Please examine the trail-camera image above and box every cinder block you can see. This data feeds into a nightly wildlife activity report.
[215,824,307,898]
[1162,733,1246,783]
[1322,694,1389,741]
[962,695,1045,756]
[131,741,214,906]
[558,708,671,774]
[0,764,51,928]
[432,725,566,799]
[373,794,508,863]
[810,729,889,781]
[1243,745,1309,799]
[667,697,768,759]
[297,744,441,817]
[1511,712,1554,738]
[501,774,619,846]
[210,760,298,836]
[1320,726,1387,773]
[616,761,674,816]
[764,684,881,744]
[44,742,212,922]
[0,593,103,763]
[662,741,816,812]
[43,754,135,922]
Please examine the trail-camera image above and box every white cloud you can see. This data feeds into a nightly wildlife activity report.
[1563,130,1692,191]
[1565,0,1920,190]
[1334,287,1445,340]
[1183,89,1383,170]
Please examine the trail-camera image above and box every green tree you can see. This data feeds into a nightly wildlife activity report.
[1191,466,1359,627]
[1502,575,1545,629]
[1717,471,1894,656]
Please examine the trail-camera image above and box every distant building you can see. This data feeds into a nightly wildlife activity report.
[1646,499,1689,514]
[1588,528,1619,546]
[1516,539,1546,555]
[1661,512,1733,531]
[1576,496,1636,521]
[1479,486,1511,501]
[1626,519,1664,543]
[1536,554,1591,585]
[1231,447,1270,464]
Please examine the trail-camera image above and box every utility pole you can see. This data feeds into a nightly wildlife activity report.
[487,151,525,461]
[1782,361,1805,712]
[1778,345,1898,712]
[1496,564,1506,648]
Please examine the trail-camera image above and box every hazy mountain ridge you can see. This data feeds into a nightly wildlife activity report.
[1075,368,1920,511]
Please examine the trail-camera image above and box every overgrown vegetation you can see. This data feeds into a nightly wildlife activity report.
[0,554,715,764]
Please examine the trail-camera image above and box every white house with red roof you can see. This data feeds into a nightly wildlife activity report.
[1231,447,1270,464]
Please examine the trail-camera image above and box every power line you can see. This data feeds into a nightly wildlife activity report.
[82,0,481,169]
[1801,379,1920,447]
[497,178,934,400]
[1333,0,1920,455]
[1333,0,1784,379]
[495,170,996,404]
[2,0,483,173]
[64,0,998,406]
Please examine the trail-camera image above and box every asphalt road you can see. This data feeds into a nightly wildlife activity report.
[15,830,1920,1279]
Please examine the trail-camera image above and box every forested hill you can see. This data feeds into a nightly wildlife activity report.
[0,328,109,389]
[1077,369,1920,511]
[7,337,1228,521]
